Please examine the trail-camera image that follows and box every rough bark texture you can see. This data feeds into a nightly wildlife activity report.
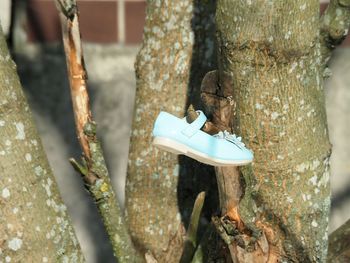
[0,25,84,262]
[327,218,350,262]
[216,1,331,262]
[126,0,217,260]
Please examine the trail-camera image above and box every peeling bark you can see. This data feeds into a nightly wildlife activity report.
[56,1,92,161]
[0,24,84,262]
[54,1,142,261]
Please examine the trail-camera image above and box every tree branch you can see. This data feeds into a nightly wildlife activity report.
[327,218,350,262]
[54,1,142,261]
[201,74,275,260]
[320,0,350,63]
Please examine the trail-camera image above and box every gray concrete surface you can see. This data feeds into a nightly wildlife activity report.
[326,48,350,232]
[11,44,350,262]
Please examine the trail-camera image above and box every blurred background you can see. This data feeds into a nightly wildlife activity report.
[0,0,349,262]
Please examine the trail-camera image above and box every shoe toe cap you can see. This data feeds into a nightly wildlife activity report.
[242,148,254,161]
[217,140,253,161]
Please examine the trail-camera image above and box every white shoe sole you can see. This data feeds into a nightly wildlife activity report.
[152,137,252,166]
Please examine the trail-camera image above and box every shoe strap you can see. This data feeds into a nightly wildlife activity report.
[182,110,207,138]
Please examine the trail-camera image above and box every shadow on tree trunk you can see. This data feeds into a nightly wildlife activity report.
[177,1,221,261]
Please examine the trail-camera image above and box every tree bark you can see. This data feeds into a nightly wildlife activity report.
[320,0,350,63]
[54,1,142,261]
[327,218,350,263]
[216,1,332,262]
[0,24,84,262]
[126,0,217,261]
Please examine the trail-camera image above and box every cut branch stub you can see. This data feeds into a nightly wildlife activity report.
[186,70,236,134]
[198,69,277,262]
[195,70,263,260]
[200,70,235,132]
[199,70,243,219]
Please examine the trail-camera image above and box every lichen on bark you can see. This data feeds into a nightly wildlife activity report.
[126,0,217,260]
[216,0,331,261]
[0,24,84,262]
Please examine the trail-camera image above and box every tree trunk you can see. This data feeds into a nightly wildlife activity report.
[126,0,217,260]
[216,0,331,262]
[0,25,84,262]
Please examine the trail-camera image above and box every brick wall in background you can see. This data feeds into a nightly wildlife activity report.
[125,1,146,44]
[26,0,350,45]
[27,0,146,44]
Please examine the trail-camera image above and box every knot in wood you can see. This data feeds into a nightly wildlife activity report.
[200,70,235,130]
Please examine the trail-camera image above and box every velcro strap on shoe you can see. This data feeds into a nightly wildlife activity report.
[181,110,207,138]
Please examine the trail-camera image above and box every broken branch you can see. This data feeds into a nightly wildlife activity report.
[54,1,142,261]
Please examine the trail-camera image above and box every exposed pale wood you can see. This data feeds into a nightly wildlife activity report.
[54,1,142,261]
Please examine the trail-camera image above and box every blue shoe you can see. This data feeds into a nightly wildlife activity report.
[152,110,253,166]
